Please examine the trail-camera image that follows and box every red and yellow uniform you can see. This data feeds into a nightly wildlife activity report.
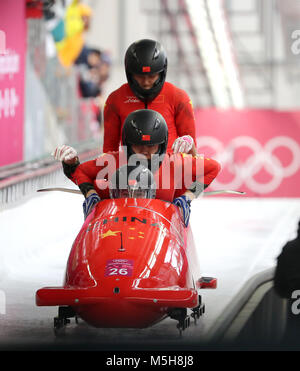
[69,151,221,202]
[103,82,196,153]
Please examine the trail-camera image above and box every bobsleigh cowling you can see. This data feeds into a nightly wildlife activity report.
[36,198,216,334]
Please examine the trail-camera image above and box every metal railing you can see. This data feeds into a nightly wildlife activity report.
[0,145,100,209]
[26,18,103,156]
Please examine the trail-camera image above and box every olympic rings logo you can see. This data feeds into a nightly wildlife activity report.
[197,136,300,194]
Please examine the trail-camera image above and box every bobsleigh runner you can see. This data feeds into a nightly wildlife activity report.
[35,189,243,336]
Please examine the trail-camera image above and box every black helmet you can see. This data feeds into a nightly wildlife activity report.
[125,39,168,102]
[122,109,168,161]
[109,164,156,199]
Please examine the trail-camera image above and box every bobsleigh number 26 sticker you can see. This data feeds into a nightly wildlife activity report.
[105,259,134,277]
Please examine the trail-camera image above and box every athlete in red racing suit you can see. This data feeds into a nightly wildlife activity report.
[103,81,196,154]
[68,150,220,203]
[65,109,220,226]
[103,39,196,154]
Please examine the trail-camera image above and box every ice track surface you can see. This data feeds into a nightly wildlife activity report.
[0,191,299,350]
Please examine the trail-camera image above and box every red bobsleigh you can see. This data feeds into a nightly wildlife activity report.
[36,198,217,335]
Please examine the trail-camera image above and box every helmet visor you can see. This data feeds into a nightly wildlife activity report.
[109,187,156,199]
